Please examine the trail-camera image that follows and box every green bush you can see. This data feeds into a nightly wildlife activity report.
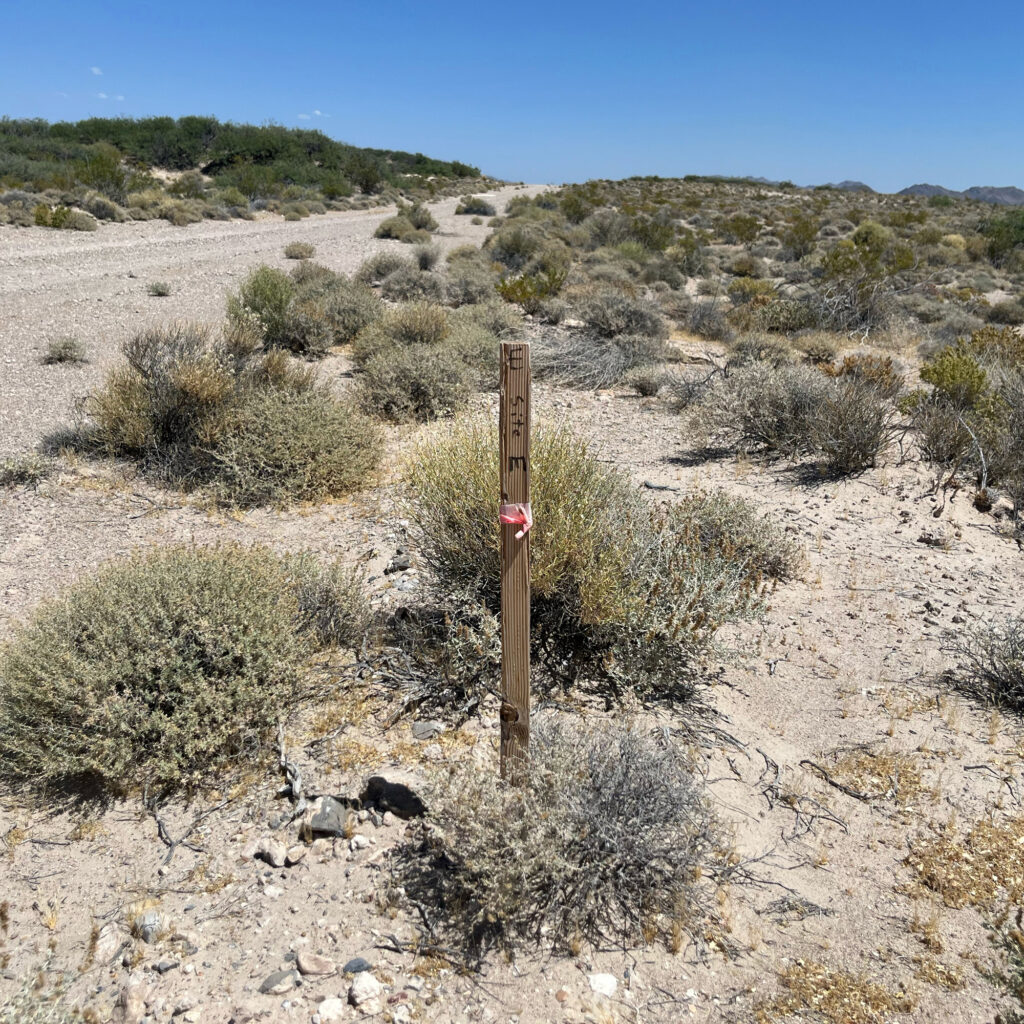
[358,344,472,423]
[228,265,294,344]
[987,300,1024,326]
[88,322,382,505]
[356,250,411,284]
[495,267,567,314]
[404,421,796,703]
[0,544,368,796]
[375,215,415,240]
[392,717,716,957]
[148,281,171,296]
[455,195,496,216]
[206,388,383,506]
[381,265,446,302]
[577,290,669,340]
[920,343,988,409]
[42,337,87,364]
[284,241,315,260]
[352,303,450,365]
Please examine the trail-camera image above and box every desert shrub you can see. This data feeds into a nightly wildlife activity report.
[623,365,668,396]
[0,544,368,796]
[353,303,449,365]
[375,214,416,241]
[495,267,567,314]
[532,332,666,389]
[404,421,792,703]
[944,615,1024,715]
[228,265,294,343]
[0,454,51,488]
[987,300,1024,326]
[391,717,716,958]
[65,210,98,231]
[88,323,381,505]
[795,332,840,365]
[487,222,546,270]
[402,228,433,245]
[413,243,441,271]
[455,195,496,216]
[42,337,87,364]
[583,208,633,248]
[808,378,899,474]
[148,281,171,297]
[730,252,766,277]
[686,299,734,341]
[381,265,445,302]
[727,277,776,303]
[358,345,472,423]
[401,201,439,232]
[688,362,831,457]
[577,290,669,340]
[284,241,315,260]
[920,343,988,409]
[452,300,522,339]
[446,261,499,306]
[288,260,337,289]
[355,250,411,284]
[823,353,905,400]
[206,388,383,505]
[85,194,124,221]
[728,334,793,368]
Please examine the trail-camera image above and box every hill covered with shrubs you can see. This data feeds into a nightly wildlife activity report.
[0,115,489,228]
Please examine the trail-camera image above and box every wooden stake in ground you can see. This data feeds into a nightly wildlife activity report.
[499,341,531,782]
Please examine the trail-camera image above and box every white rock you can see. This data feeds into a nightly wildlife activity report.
[256,837,288,868]
[318,998,347,1023]
[349,834,370,851]
[296,949,335,976]
[588,973,618,998]
[349,971,383,1012]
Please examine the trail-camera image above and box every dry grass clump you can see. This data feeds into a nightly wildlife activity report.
[148,281,171,297]
[0,964,77,1024]
[531,331,666,389]
[41,337,87,365]
[0,544,369,797]
[830,749,926,806]
[389,717,717,958]
[0,454,52,489]
[284,241,315,259]
[907,814,1024,909]
[88,322,382,506]
[756,961,915,1024]
[227,263,382,356]
[402,420,796,705]
[943,615,1024,715]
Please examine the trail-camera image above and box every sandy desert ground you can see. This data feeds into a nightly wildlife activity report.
[2,188,1024,1024]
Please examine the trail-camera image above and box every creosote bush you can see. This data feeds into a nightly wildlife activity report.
[0,544,369,796]
[944,615,1024,715]
[228,263,381,355]
[390,717,717,958]
[577,289,669,340]
[88,322,382,506]
[402,420,798,706]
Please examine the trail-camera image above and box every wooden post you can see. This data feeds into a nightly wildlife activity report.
[499,341,531,782]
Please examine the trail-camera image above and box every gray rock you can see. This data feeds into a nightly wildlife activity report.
[154,960,178,974]
[258,968,299,995]
[311,796,350,837]
[411,720,444,741]
[359,776,427,819]
[134,910,162,944]
[343,956,373,974]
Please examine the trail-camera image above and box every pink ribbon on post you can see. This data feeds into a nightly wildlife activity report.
[499,502,533,540]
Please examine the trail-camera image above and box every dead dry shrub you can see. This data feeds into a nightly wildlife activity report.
[531,331,666,389]
[809,378,901,474]
[823,352,905,400]
[728,333,794,368]
[389,717,717,958]
[0,454,52,489]
[0,545,368,797]
[943,615,1024,715]
[688,362,831,457]
[401,420,795,706]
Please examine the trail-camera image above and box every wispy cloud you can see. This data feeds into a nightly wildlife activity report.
[97,92,108,99]
[115,94,125,101]
[313,109,330,118]
[297,113,311,120]
[90,66,103,75]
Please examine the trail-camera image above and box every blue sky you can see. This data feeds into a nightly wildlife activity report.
[2,0,1022,191]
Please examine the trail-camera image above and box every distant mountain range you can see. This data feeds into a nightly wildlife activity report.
[745,177,1024,205]
[898,183,1024,205]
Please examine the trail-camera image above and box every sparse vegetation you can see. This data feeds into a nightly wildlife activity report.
[944,615,1024,714]
[284,241,315,260]
[41,337,87,364]
[148,280,171,296]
